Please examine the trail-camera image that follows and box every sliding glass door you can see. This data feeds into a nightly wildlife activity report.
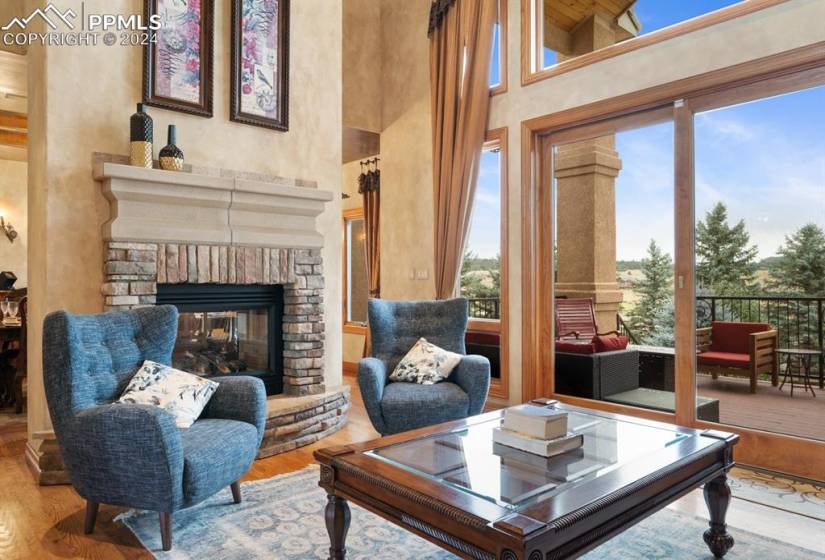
[693,85,825,442]
[534,69,825,478]
[549,110,679,418]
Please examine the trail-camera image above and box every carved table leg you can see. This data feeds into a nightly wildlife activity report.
[703,474,734,558]
[325,494,351,560]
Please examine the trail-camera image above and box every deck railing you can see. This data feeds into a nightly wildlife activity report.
[696,295,824,350]
[467,297,501,320]
[470,294,824,354]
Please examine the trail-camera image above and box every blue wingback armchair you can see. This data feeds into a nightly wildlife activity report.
[359,298,491,435]
[42,305,266,551]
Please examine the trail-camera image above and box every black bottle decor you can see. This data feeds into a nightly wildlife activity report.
[159,125,185,172]
[129,103,153,168]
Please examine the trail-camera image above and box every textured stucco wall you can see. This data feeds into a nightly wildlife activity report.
[343,0,382,133]
[0,160,27,287]
[26,0,343,437]
[372,0,825,404]
[378,0,435,302]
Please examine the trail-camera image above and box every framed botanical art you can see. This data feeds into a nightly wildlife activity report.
[230,0,290,131]
[143,0,214,117]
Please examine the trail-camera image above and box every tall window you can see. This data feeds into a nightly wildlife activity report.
[461,138,503,319]
[530,0,746,73]
[490,0,507,93]
[461,128,508,397]
[343,209,368,327]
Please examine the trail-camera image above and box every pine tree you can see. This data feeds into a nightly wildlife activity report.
[696,202,759,295]
[628,240,673,341]
[771,223,825,296]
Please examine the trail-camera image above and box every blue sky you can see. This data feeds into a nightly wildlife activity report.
[468,2,825,261]
[467,148,502,258]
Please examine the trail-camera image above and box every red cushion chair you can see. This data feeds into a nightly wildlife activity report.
[697,321,778,393]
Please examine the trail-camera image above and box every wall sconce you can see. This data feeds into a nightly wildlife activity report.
[1,216,17,243]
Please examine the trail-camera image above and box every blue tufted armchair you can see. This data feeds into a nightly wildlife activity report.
[359,298,491,436]
[42,305,266,551]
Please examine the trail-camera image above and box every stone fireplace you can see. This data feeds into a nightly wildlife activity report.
[92,154,348,458]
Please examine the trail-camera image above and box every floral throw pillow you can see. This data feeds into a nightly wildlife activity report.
[389,337,462,385]
[117,360,219,428]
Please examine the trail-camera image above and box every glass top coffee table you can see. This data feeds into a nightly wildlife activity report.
[316,404,738,560]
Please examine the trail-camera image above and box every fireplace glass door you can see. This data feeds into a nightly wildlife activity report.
[174,309,269,376]
[157,283,284,395]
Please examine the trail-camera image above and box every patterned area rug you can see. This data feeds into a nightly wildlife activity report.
[120,466,825,559]
[729,467,825,521]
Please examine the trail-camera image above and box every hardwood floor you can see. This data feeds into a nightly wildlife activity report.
[0,376,822,559]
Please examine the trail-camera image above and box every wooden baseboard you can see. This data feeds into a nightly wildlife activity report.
[343,361,358,376]
[25,435,71,486]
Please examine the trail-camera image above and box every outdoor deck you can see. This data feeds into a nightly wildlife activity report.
[697,374,824,442]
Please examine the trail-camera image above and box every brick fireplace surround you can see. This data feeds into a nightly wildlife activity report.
[75,154,348,462]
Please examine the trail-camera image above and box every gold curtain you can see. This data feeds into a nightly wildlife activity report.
[358,166,380,298]
[429,0,496,299]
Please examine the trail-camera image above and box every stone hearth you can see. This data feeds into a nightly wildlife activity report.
[260,385,350,458]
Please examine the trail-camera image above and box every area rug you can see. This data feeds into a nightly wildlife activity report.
[728,467,825,522]
[119,466,825,559]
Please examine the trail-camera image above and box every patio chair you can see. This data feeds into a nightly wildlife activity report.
[697,321,778,393]
[555,298,621,341]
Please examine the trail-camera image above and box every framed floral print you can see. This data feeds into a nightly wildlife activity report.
[230,0,290,131]
[143,0,214,117]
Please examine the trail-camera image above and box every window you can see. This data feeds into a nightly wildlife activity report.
[522,60,825,479]
[461,136,503,319]
[524,0,780,83]
[489,0,507,94]
[693,84,825,442]
[461,128,508,398]
[343,209,368,328]
[549,111,676,409]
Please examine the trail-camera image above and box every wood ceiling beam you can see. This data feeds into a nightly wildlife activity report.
[0,129,26,148]
[0,109,26,130]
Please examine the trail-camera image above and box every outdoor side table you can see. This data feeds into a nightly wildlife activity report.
[777,348,819,397]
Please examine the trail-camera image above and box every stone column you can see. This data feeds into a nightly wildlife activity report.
[550,8,626,334]
[554,136,624,334]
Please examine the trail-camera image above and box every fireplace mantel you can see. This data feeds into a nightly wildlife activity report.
[93,161,334,248]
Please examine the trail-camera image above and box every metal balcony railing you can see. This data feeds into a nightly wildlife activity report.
[467,297,501,320]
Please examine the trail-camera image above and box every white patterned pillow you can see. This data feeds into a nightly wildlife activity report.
[117,360,219,428]
[389,337,462,385]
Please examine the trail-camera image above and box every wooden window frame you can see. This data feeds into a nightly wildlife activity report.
[520,0,792,88]
[342,207,368,336]
[490,0,508,96]
[465,127,510,400]
[520,43,825,480]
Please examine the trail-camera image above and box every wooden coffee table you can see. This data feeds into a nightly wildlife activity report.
[315,404,738,560]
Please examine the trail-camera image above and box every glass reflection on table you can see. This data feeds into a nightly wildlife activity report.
[367,411,690,510]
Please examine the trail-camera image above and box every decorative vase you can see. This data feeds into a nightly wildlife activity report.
[129,102,153,168]
[159,125,184,171]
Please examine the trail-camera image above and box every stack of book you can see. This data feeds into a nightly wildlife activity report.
[493,404,583,458]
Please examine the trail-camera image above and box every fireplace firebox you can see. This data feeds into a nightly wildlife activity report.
[157,284,284,395]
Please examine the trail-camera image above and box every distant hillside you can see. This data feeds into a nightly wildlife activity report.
[617,260,643,272]
[462,256,499,272]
